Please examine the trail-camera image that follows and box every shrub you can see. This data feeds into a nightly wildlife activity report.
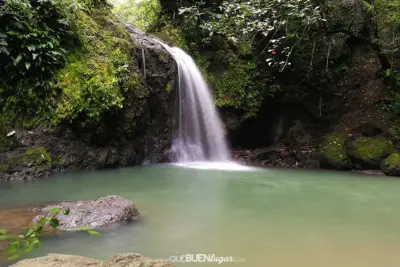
[0,0,83,119]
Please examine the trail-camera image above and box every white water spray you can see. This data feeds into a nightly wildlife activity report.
[160,43,231,163]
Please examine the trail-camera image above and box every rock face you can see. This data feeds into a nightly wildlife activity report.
[0,27,176,181]
[11,253,173,267]
[0,147,52,180]
[34,196,139,229]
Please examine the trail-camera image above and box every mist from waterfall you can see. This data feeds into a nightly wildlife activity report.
[161,43,231,163]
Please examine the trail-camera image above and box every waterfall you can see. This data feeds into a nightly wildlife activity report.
[160,43,231,162]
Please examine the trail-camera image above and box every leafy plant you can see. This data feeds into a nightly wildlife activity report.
[179,0,324,71]
[111,0,160,31]
[0,207,99,260]
[0,0,84,121]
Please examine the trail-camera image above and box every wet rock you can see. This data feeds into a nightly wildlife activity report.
[353,170,385,176]
[380,153,400,177]
[233,145,317,168]
[33,196,139,230]
[10,253,173,267]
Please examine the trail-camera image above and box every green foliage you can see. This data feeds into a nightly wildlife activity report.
[179,0,323,70]
[0,0,85,120]
[208,52,270,117]
[152,16,189,49]
[0,0,137,128]
[0,207,99,260]
[53,8,146,127]
[112,0,160,31]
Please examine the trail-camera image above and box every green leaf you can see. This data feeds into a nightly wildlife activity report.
[386,68,392,77]
[50,207,60,215]
[0,46,9,55]
[25,62,31,70]
[37,217,47,225]
[14,54,23,65]
[36,226,43,235]
[87,230,100,236]
[0,229,7,235]
[32,238,41,248]
[0,235,9,240]
[48,218,60,228]
[63,208,70,215]
[32,53,39,60]
[27,45,36,51]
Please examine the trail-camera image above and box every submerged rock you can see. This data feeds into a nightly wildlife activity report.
[11,253,173,267]
[380,153,400,177]
[33,195,139,229]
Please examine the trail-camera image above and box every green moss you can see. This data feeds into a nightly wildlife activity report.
[318,134,347,161]
[381,153,400,176]
[348,137,394,162]
[0,147,51,174]
[54,8,148,126]
[382,153,400,168]
[165,81,172,92]
[210,57,261,117]
[24,147,51,165]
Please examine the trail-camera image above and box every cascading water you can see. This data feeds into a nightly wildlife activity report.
[160,43,231,163]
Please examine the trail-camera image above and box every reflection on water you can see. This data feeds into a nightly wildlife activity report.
[1,165,400,266]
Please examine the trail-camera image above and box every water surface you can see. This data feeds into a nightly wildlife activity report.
[1,165,400,266]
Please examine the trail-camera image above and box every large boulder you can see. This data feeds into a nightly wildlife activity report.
[33,196,139,230]
[317,133,352,170]
[346,137,394,169]
[11,253,173,267]
[380,153,400,177]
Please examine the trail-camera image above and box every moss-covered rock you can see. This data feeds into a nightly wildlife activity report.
[380,153,400,177]
[0,147,51,180]
[54,7,148,128]
[347,137,395,169]
[318,133,352,170]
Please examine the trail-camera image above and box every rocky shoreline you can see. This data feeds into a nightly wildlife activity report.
[11,253,173,267]
[231,122,400,178]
